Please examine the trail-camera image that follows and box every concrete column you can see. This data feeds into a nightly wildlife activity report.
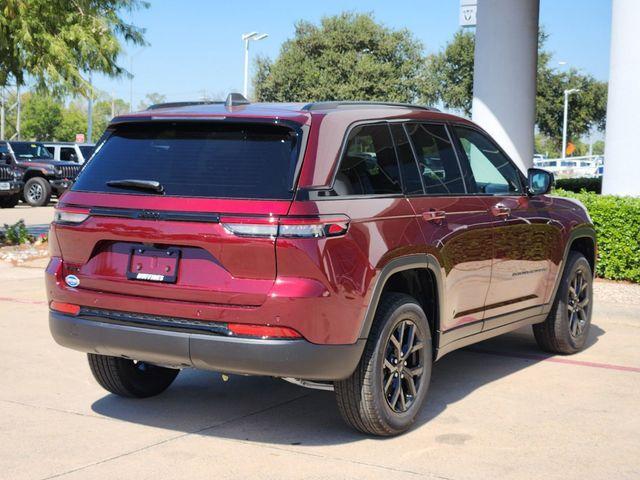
[602,0,640,196]
[471,0,539,173]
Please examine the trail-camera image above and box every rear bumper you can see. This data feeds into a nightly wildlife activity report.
[49,311,365,381]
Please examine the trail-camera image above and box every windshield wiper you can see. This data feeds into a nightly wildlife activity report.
[106,179,164,194]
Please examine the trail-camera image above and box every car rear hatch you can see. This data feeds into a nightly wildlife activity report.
[52,119,305,307]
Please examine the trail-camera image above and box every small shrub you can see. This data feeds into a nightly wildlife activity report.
[1,220,34,246]
[555,177,602,193]
[554,189,640,283]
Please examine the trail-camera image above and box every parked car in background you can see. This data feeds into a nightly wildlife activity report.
[44,142,95,165]
[47,96,596,436]
[0,142,24,208]
[4,141,83,206]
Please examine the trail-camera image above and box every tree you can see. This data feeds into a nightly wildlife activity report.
[255,13,426,103]
[21,93,63,140]
[55,106,87,142]
[0,0,148,95]
[137,92,166,110]
[424,29,607,142]
[422,31,474,114]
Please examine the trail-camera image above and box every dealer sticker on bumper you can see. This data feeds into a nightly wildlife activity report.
[0,182,10,191]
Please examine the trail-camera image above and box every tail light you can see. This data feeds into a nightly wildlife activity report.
[50,301,80,316]
[222,215,349,239]
[227,323,302,339]
[53,206,90,225]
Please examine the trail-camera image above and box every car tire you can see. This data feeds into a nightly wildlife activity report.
[334,293,432,436]
[0,194,19,208]
[533,252,593,354]
[87,353,180,398]
[23,177,51,207]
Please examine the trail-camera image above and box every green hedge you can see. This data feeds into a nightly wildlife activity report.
[553,189,640,283]
[554,177,602,193]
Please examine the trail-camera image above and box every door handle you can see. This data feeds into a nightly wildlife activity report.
[422,210,446,222]
[490,204,511,217]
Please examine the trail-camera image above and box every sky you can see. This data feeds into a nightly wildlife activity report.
[92,0,613,108]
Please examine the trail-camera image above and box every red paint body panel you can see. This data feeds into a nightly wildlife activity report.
[46,104,594,351]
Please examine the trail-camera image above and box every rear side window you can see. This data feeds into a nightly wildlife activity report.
[389,124,423,195]
[73,122,301,199]
[60,147,75,161]
[405,123,466,195]
[333,124,402,196]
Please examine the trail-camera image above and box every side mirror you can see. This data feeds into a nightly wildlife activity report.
[527,168,554,195]
[69,153,78,162]
[0,152,9,164]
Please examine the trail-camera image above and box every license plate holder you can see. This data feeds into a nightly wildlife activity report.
[127,247,180,283]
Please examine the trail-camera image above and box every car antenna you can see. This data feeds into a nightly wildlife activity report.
[225,92,250,109]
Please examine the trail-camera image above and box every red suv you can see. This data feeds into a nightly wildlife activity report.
[47,96,596,436]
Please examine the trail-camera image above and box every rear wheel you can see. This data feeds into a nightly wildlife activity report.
[335,293,432,436]
[23,177,51,207]
[533,252,593,354]
[87,353,180,398]
[0,194,19,208]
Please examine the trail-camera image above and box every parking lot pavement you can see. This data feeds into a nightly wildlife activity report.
[0,258,638,480]
[0,204,55,236]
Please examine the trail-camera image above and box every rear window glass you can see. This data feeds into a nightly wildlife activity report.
[73,122,301,199]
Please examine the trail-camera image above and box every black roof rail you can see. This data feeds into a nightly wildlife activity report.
[301,101,440,112]
[147,101,223,110]
[146,93,251,111]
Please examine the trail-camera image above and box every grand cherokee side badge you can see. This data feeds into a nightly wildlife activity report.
[65,275,80,288]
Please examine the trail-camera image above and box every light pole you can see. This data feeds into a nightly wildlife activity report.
[562,88,580,159]
[242,32,268,98]
[87,72,93,143]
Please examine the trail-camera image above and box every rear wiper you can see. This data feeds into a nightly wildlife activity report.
[106,179,164,194]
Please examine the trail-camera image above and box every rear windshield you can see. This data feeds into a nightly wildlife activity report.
[72,122,301,199]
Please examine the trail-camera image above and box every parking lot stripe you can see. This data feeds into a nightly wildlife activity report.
[467,347,640,373]
[0,296,47,305]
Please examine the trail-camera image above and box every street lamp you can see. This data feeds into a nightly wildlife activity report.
[562,88,580,159]
[242,32,268,98]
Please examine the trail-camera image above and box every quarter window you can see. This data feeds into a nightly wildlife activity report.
[333,124,402,196]
[405,123,466,195]
[454,126,523,195]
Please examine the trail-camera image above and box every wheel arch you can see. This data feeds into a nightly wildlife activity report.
[544,225,597,315]
[22,169,49,183]
[357,254,445,357]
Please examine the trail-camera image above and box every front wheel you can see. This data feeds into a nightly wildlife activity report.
[533,252,593,354]
[23,177,51,207]
[88,354,180,398]
[335,293,432,436]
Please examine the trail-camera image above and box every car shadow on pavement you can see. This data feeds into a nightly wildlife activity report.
[91,323,604,445]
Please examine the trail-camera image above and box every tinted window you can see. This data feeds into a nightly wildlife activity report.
[405,123,466,195]
[60,147,75,161]
[79,146,95,159]
[389,124,422,195]
[454,126,522,194]
[73,122,301,199]
[10,143,53,159]
[333,124,401,196]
